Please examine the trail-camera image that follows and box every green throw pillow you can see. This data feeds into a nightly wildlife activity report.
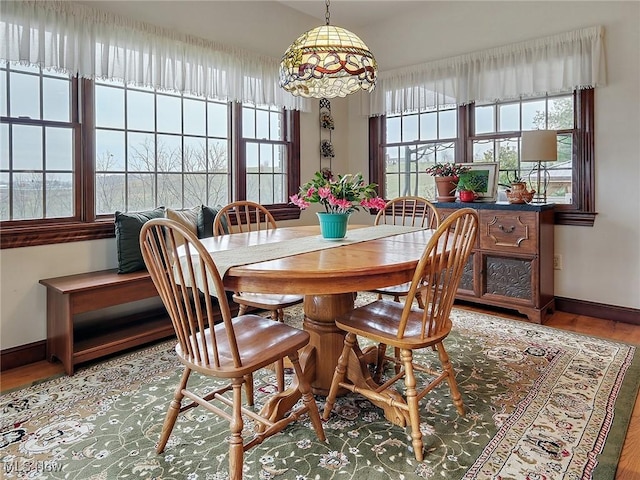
[197,205,228,238]
[115,207,166,274]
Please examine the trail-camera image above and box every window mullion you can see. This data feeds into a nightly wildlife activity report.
[233,103,245,201]
[80,78,96,221]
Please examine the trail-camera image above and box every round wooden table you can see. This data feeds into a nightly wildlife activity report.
[199,225,436,422]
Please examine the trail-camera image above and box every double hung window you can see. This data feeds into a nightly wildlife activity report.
[368,25,602,226]
[0,73,301,248]
[1,0,305,248]
[0,62,77,222]
[370,89,594,225]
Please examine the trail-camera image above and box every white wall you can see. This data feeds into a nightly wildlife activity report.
[1,1,638,351]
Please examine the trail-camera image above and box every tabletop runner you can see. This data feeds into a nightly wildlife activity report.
[179,225,425,297]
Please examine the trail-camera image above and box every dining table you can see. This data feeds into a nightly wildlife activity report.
[193,223,440,426]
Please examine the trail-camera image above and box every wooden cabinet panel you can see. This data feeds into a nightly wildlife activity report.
[481,211,538,254]
[482,253,536,305]
[435,202,554,324]
[458,252,477,296]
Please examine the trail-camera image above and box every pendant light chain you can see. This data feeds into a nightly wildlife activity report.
[325,0,330,26]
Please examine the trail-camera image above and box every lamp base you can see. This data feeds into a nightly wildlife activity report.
[527,163,551,206]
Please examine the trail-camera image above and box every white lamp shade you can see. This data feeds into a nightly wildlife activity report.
[521,130,557,163]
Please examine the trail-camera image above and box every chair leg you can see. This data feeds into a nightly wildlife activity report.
[244,373,254,406]
[274,308,285,392]
[375,294,404,378]
[238,303,248,316]
[323,332,356,420]
[228,378,245,480]
[289,351,326,442]
[400,348,424,462]
[157,367,191,454]
[436,342,465,416]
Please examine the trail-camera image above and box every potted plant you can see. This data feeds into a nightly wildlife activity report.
[456,173,487,202]
[500,171,534,204]
[425,163,471,202]
[290,169,387,239]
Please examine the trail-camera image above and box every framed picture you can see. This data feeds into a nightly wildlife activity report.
[457,162,499,202]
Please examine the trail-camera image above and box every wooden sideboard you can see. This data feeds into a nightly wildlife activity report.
[434,202,555,324]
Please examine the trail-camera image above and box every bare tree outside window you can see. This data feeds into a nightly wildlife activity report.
[2,71,301,248]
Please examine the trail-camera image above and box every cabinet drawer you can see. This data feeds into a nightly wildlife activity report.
[480,211,538,254]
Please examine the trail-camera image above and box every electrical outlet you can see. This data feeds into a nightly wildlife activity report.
[553,254,563,270]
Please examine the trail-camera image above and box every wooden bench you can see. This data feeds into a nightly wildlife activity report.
[40,269,240,375]
[40,269,176,375]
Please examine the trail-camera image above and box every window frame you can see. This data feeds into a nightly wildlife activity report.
[369,89,596,226]
[233,103,301,215]
[1,80,301,249]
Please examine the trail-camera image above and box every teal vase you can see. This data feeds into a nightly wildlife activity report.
[317,212,350,240]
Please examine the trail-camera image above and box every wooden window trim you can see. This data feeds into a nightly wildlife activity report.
[2,93,301,249]
[369,89,596,227]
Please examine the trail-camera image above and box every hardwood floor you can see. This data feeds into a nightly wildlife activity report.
[1,306,639,479]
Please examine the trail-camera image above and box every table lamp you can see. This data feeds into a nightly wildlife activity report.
[521,130,557,204]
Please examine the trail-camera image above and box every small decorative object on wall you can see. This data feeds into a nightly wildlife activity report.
[290,169,386,239]
[320,111,334,130]
[319,98,334,169]
[457,162,499,202]
[320,139,335,158]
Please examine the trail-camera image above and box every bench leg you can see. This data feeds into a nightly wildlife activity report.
[46,291,74,375]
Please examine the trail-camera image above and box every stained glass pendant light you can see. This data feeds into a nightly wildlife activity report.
[279,0,377,98]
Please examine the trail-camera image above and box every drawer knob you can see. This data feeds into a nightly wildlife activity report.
[498,224,515,233]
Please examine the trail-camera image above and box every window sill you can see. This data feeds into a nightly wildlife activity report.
[1,221,115,249]
[1,206,302,249]
[555,210,597,227]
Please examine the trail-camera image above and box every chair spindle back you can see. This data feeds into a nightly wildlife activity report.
[140,218,241,369]
[398,208,478,340]
[374,196,439,229]
[214,200,277,235]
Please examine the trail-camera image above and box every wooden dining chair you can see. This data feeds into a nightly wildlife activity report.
[140,218,325,480]
[323,207,478,462]
[213,200,303,403]
[367,196,440,379]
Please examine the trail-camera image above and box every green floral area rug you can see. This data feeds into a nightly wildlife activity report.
[1,295,638,480]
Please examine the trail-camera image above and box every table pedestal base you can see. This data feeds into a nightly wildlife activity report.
[259,292,410,428]
[259,293,354,420]
[302,293,356,395]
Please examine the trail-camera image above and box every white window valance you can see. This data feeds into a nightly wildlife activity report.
[0,0,309,111]
[368,25,606,116]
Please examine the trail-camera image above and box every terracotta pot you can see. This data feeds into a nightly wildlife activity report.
[506,182,535,204]
[434,176,458,202]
